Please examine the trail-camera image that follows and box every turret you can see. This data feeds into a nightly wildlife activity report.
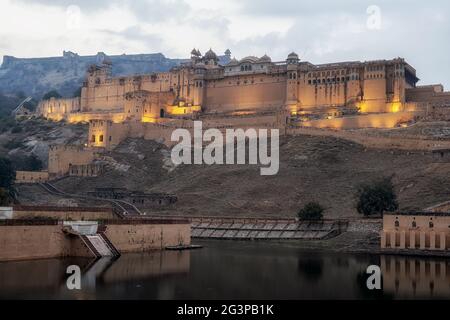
[285,52,299,116]
[286,52,299,65]
[204,48,219,66]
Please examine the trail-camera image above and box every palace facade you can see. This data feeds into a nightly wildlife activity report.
[36,48,450,150]
[37,48,424,121]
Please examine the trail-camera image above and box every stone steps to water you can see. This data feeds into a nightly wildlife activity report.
[80,234,120,258]
[191,220,345,240]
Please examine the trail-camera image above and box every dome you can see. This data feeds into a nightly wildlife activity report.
[204,48,218,60]
[226,58,239,66]
[191,48,200,56]
[258,54,271,62]
[287,52,299,59]
[240,56,259,63]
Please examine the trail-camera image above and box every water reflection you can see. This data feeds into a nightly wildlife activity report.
[0,241,448,299]
[381,255,450,299]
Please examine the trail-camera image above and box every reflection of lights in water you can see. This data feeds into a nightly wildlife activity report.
[380,255,449,298]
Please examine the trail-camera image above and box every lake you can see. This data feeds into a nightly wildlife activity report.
[0,240,448,299]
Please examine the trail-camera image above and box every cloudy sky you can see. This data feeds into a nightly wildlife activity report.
[0,0,449,87]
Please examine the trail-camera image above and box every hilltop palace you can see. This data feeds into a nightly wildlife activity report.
[16,48,449,182]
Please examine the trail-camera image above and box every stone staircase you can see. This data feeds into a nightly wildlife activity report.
[80,233,120,258]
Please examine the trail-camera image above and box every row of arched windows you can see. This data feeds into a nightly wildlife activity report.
[394,218,434,228]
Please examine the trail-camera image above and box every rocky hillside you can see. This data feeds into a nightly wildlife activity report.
[17,133,450,219]
[0,118,87,169]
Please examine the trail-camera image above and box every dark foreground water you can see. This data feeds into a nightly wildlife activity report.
[0,240,448,299]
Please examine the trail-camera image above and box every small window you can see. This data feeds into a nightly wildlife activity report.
[92,135,96,142]
[395,220,399,228]
[99,135,103,142]
[412,221,417,228]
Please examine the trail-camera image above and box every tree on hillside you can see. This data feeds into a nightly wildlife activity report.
[72,86,82,97]
[298,202,324,221]
[0,157,14,189]
[16,91,26,100]
[23,99,37,112]
[356,177,398,216]
[42,90,62,100]
[0,187,11,205]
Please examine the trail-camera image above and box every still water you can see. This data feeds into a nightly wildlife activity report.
[0,240,448,299]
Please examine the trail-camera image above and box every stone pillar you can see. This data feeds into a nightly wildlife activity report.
[439,232,446,250]
[430,231,436,250]
[419,232,426,249]
[409,231,416,249]
[390,231,396,248]
[400,231,406,249]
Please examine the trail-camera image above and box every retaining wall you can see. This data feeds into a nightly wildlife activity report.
[11,205,117,220]
[0,219,191,261]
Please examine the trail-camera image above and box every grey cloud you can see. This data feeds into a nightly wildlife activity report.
[17,0,191,22]
[99,25,163,47]
[227,7,450,87]
[16,0,115,10]
[128,0,190,23]
[238,0,446,17]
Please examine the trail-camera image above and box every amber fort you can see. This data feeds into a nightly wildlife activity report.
[34,48,449,150]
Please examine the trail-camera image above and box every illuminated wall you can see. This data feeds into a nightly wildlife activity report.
[204,74,286,112]
[38,97,80,121]
[299,111,420,129]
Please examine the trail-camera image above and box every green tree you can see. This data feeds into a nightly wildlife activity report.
[16,91,26,100]
[42,90,62,100]
[22,99,37,112]
[11,126,22,133]
[0,157,14,189]
[25,155,43,171]
[0,187,11,205]
[72,86,82,97]
[356,177,398,216]
[298,202,324,221]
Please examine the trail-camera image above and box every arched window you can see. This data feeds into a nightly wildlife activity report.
[412,221,417,228]
[394,220,399,228]
[429,221,434,228]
